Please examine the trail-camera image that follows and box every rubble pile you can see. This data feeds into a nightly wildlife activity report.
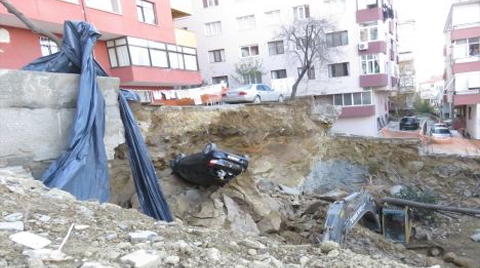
[0,168,418,268]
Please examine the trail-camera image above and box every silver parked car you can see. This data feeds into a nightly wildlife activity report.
[430,126,452,139]
[222,84,284,104]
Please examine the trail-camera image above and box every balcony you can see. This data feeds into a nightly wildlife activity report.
[174,28,196,48]
[356,8,384,23]
[171,0,193,19]
[453,61,480,74]
[452,26,480,41]
[359,41,387,55]
[453,91,480,106]
[339,105,376,118]
[111,66,201,87]
[360,74,389,88]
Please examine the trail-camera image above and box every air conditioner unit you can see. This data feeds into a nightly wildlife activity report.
[358,42,369,51]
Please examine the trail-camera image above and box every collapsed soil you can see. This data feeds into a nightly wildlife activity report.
[108,100,480,267]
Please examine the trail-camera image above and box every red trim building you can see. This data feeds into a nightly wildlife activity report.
[443,0,480,139]
[0,0,201,89]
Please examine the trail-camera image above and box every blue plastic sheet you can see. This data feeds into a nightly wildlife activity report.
[119,90,173,221]
[23,21,173,222]
[23,21,110,203]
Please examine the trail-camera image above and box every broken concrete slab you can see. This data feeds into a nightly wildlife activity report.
[128,231,158,244]
[0,221,24,231]
[4,213,23,222]
[10,232,51,249]
[120,250,161,268]
[471,233,480,243]
[23,249,71,261]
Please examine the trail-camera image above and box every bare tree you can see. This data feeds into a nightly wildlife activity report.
[232,58,265,86]
[279,18,333,99]
[0,0,61,46]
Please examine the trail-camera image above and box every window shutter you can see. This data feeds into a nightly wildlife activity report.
[305,5,310,18]
[203,0,208,8]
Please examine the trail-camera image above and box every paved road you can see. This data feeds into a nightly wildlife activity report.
[383,114,480,157]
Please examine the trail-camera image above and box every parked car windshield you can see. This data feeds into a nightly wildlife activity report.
[432,128,450,134]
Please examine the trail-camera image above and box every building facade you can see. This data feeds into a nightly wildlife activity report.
[0,0,201,90]
[444,0,480,139]
[391,19,416,116]
[175,0,399,136]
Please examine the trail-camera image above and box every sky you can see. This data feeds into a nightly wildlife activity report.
[395,0,453,83]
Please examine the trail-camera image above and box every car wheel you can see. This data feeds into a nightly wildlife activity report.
[253,96,261,104]
[278,95,284,103]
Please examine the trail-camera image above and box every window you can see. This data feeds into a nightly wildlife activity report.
[268,41,284,55]
[237,15,256,31]
[468,106,472,120]
[361,54,381,75]
[359,22,378,42]
[39,37,59,56]
[326,31,348,47]
[85,0,121,13]
[271,69,287,79]
[136,0,155,24]
[297,67,315,79]
[240,45,259,57]
[293,5,310,20]
[328,62,349,77]
[265,10,281,25]
[243,72,262,84]
[205,21,222,36]
[453,38,480,59]
[212,76,228,85]
[106,37,198,71]
[324,0,346,14]
[357,0,378,10]
[208,49,225,63]
[203,0,219,8]
[333,91,372,106]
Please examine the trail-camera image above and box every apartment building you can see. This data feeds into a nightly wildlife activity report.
[175,0,399,136]
[444,0,480,139]
[0,0,201,90]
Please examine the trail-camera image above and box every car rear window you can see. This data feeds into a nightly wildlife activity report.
[432,128,450,134]
[401,118,416,123]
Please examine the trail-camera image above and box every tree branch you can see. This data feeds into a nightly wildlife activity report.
[0,0,62,46]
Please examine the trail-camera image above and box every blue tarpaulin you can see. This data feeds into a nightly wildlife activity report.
[24,21,110,202]
[119,90,173,221]
[23,21,173,221]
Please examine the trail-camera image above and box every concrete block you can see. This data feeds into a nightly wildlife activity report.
[120,250,161,268]
[0,221,24,231]
[129,231,158,244]
[9,232,51,249]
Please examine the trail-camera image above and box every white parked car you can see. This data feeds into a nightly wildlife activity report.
[430,126,452,139]
[222,84,284,104]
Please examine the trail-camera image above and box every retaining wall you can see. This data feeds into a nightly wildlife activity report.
[0,69,124,178]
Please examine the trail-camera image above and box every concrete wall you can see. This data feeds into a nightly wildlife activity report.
[0,69,124,178]
[465,104,480,139]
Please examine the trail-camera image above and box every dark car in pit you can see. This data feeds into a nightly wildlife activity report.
[170,143,248,187]
[399,116,420,131]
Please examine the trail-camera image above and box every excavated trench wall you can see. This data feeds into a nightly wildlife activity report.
[110,100,480,237]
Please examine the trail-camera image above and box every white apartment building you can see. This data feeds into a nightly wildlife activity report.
[444,0,480,139]
[175,0,399,136]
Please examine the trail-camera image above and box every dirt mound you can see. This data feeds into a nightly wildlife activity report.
[0,169,417,268]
